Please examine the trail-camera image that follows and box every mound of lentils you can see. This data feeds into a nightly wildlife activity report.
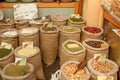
[85,41,103,48]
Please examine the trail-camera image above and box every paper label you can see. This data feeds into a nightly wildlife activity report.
[15,57,26,65]
[67,44,79,48]
[0,42,12,49]
[70,14,80,18]
[97,76,113,80]
[14,3,38,20]
[112,29,120,37]
[22,42,33,48]
[47,22,53,28]
[94,54,106,62]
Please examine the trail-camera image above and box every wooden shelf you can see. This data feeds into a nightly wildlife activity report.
[104,10,120,28]
[0,2,81,14]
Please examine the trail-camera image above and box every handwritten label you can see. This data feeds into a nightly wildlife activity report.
[22,42,33,48]
[0,42,12,49]
[15,57,26,65]
[94,54,106,62]
[70,14,80,18]
[97,76,113,80]
[14,3,38,20]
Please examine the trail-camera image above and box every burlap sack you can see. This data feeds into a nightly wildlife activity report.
[40,26,59,66]
[67,17,86,29]
[83,39,109,61]
[60,61,90,80]
[14,20,30,30]
[0,48,14,69]
[37,0,54,2]
[60,40,86,66]
[61,0,72,2]
[87,58,119,80]
[58,26,81,56]
[0,29,19,49]
[14,46,45,80]
[0,68,1,80]
[0,21,14,31]
[19,27,39,47]
[81,27,103,42]
[1,63,36,80]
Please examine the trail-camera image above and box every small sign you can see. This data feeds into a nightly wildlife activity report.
[70,14,80,18]
[67,44,79,48]
[47,22,53,28]
[97,76,113,80]
[22,42,33,48]
[15,57,26,65]
[94,54,106,62]
[0,42,12,49]
[14,3,38,20]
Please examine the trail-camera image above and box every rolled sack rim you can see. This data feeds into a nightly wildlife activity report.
[87,58,119,76]
[82,26,104,36]
[60,60,90,80]
[62,40,86,55]
[82,39,109,51]
[60,26,81,34]
[19,27,39,36]
[40,25,59,34]
[0,29,18,38]
[14,46,40,58]
[0,47,14,61]
[1,63,34,80]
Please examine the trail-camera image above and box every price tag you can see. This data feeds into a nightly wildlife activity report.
[0,42,12,49]
[97,76,113,80]
[94,54,106,62]
[15,57,26,65]
[22,42,33,48]
[67,44,79,48]
[70,14,80,18]
[14,3,38,20]
[47,22,53,28]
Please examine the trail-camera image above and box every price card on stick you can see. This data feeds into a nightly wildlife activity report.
[0,42,12,49]
[13,3,38,20]
[94,54,106,62]
[15,57,26,65]
[22,42,33,48]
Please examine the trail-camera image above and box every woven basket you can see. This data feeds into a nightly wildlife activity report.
[40,26,59,66]
[14,46,45,80]
[60,61,90,80]
[60,40,86,66]
[1,63,36,80]
[83,39,109,61]
[19,27,40,47]
[81,26,103,42]
[0,47,14,69]
[0,21,14,31]
[0,29,19,49]
[14,20,30,30]
[87,58,119,80]
[58,26,81,57]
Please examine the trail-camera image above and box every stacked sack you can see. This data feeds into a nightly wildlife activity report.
[111,0,120,17]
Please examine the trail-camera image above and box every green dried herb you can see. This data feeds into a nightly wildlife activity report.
[70,18,83,22]
[62,27,79,32]
[0,48,11,58]
[5,64,30,77]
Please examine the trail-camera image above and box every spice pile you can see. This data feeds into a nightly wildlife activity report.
[84,27,101,34]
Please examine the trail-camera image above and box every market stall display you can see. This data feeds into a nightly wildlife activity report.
[1,63,36,80]
[14,46,45,80]
[87,58,119,80]
[59,26,81,56]
[19,27,39,47]
[60,40,86,66]
[83,39,109,61]
[40,25,59,66]
[81,26,103,42]
[0,29,19,49]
